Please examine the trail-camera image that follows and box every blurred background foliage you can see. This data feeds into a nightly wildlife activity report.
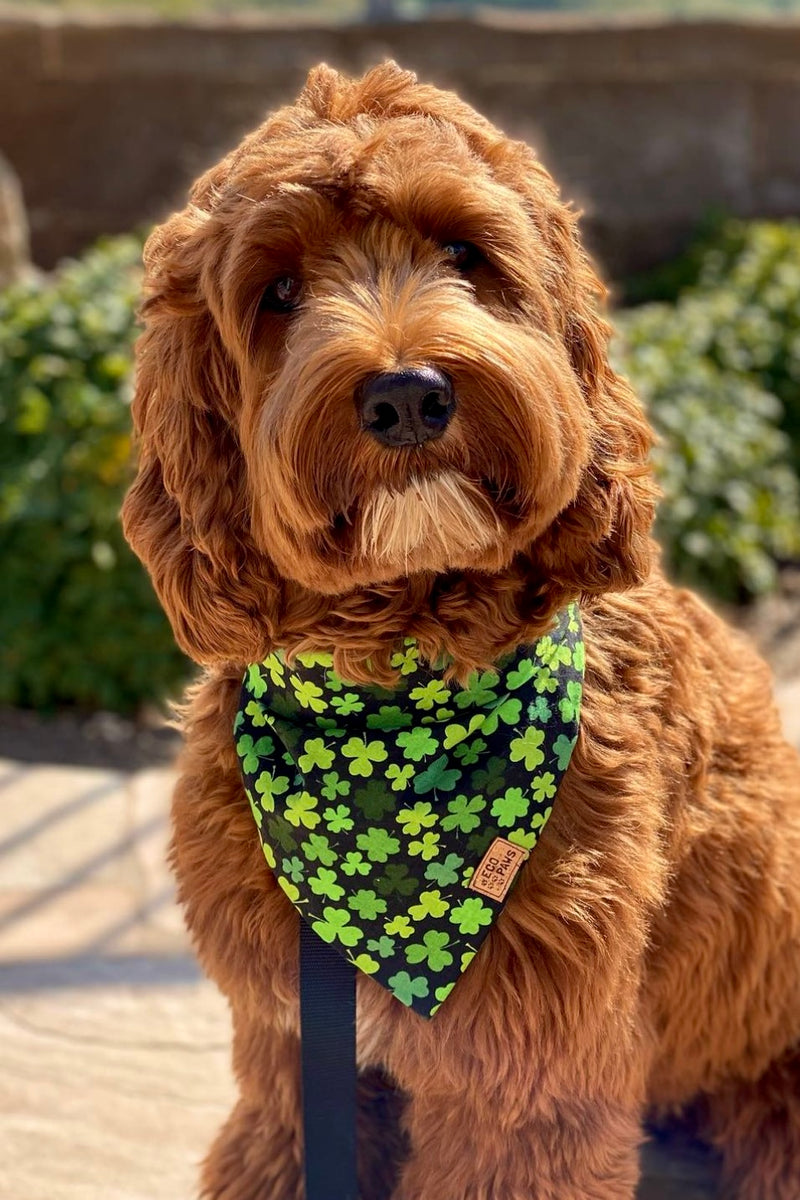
[1,218,799,712]
[0,236,187,712]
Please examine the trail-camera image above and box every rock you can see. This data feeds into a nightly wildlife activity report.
[0,152,30,289]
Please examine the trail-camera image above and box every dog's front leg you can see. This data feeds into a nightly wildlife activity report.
[391,1084,642,1200]
[200,1016,304,1200]
[384,990,645,1200]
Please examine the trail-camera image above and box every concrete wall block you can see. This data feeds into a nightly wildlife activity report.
[0,13,798,275]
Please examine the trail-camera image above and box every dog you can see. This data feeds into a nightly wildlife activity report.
[122,62,800,1199]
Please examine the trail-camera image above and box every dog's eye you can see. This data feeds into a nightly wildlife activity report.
[260,275,302,313]
[442,241,479,270]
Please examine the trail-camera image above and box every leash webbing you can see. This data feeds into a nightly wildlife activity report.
[299,920,358,1200]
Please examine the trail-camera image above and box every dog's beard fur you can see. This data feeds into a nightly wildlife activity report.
[358,472,503,574]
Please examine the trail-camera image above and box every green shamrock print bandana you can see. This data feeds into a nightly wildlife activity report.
[234,603,584,1018]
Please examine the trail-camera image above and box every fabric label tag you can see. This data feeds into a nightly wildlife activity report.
[468,837,530,901]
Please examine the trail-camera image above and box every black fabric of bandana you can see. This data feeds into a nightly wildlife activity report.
[234,603,584,1018]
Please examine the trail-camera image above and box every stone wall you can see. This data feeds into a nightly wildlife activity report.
[1,9,800,276]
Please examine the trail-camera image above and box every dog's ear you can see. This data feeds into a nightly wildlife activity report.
[122,212,282,665]
[524,190,658,597]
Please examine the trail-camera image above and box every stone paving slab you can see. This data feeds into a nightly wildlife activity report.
[0,680,797,1200]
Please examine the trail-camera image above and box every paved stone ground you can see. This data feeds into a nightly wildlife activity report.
[1,684,798,1200]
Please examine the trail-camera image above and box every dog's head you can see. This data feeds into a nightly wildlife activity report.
[123,63,655,667]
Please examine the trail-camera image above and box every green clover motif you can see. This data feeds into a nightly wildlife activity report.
[254,772,290,812]
[332,693,365,716]
[454,738,487,765]
[534,667,557,695]
[278,876,300,902]
[301,832,336,865]
[348,952,380,975]
[388,971,429,1007]
[321,771,350,801]
[413,754,461,795]
[281,856,305,883]
[342,737,388,777]
[347,889,387,920]
[468,826,497,856]
[573,641,585,671]
[298,738,335,772]
[396,727,438,762]
[508,828,538,851]
[535,635,573,670]
[505,658,536,690]
[367,705,413,732]
[491,786,528,828]
[553,732,578,771]
[340,851,371,878]
[531,806,553,831]
[246,663,269,698]
[323,804,353,834]
[559,680,583,724]
[261,654,286,687]
[284,791,320,829]
[408,889,450,920]
[375,863,418,897]
[409,679,452,710]
[295,651,333,669]
[237,734,275,774]
[266,815,296,853]
[356,826,400,863]
[509,727,545,771]
[367,935,396,958]
[471,756,507,796]
[315,716,345,738]
[289,676,327,712]
[441,794,485,834]
[386,763,414,791]
[408,831,441,860]
[397,801,438,837]
[354,780,395,820]
[247,795,263,830]
[434,981,456,1005]
[480,696,522,735]
[244,699,269,728]
[443,713,486,749]
[384,915,415,938]
[532,772,557,802]
[450,897,493,935]
[406,930,453,972]
[260,840,276,869]
[308,867,345,901]
[391,642,419,675]
[424,853,463,887]
[528,696,552,723]
[453,670,499,709]
[312,907,362,947]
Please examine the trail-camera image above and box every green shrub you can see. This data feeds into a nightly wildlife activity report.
[0,236,190,712]
[615,300,800,601]
[626,218,800,472]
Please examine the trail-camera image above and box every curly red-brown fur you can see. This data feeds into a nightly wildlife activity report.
[123,62,800,1199]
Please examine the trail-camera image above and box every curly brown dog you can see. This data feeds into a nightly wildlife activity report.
[122,62,800,1200]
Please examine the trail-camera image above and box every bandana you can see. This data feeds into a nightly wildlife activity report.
[234,603,583,1018]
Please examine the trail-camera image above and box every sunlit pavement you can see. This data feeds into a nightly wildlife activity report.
[1,682,797,1200]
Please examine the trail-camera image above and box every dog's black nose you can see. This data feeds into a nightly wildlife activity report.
[357,368,455,447]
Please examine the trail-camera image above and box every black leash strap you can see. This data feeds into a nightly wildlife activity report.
[299,920,358,1200]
